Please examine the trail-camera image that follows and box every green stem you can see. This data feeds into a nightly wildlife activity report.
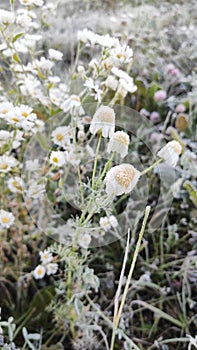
[110,206,151,350]
[92,132,102,189]
[142,159,163,175]
[94,152,115,190]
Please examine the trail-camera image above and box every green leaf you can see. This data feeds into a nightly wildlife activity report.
[12,33,24,43]
[13,53,21,63]
[184,181,197,207]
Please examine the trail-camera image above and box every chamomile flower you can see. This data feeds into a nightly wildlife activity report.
[8,176,24,193]
[107,131,129,158]
[157,141,182,167]
[90,105,115,138]
[51,126,72,147]
[39,249,53,264]
[0,155,18,173]
[33,265,46,279]
[49,151,66,167]
[105,163,141,196]
[0,210,15,229]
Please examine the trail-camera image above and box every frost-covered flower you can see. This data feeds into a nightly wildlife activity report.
[0,10,15,26]
[46,263,58,275]
[33,265,46,279]
[0,155,18,173]
[99,217,111,232]
[107,131,129,158]
[105,163,141,196]
[40,249,53,264]
[51,126,72,147]
[90,105,115,138]
[154,90,167,101]
[48,48,63,61]
[157,141,182,167]
[109,215,118,228]
[78,233,91,249]
[8,176,24,193]
[0,210,15,228]
[49,151,66,167]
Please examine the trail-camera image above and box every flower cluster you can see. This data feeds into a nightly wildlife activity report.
[33,249,58,279]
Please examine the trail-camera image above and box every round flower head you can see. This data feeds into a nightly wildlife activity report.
[46,263,58,275]
[105,163,141,196]
[107,131,129,158]
[157,140,182,167]
[8,176,24,193]
[90,105,115,138]
[40,249,53,264]
[49,151,66,167]
[78,233,91,249]
[33,265,46,279]
[99,216,111,232]
[154,90,167,102]
[0,210,15,228]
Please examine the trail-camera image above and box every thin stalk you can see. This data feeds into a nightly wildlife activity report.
[142,159,162,175]
[110,206,151,350]
[92,132,102,189]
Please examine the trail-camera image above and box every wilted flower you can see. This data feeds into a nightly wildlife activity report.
[49,151,66,167]
[105,163,141,196]
[157,140,182,167]
[33,265,46,279]
[154,90,167,101]
[0,209,15,228]
[90,105,115,138]
[8,176,24,193]
[175,114,188,132]
[107,131,129,158]
[46,263,58,275]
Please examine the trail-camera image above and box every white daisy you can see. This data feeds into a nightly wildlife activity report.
[0,9,15,26]
[0,210,15,228]
[107,131,129,158]
[90,105,115,138]
[39,249,53,264]
[33,265,46,279]
[49,151,66,167]
[157,141,182,167]
[105,163,141,196]
[51,126,72,147]
[78,233,91,249]
[0,155,18,173]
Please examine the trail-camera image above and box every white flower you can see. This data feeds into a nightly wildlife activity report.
[0,155,18,173]
[0,210,15,228]
[110,44,133,65]
[107,131,129,158]
[105,163,141,196]
[33,265,46,279]
[51,126,72,147]
[39,249,53,264]
[49,151,66,167]
[104,75,118,91]
[61,95,84,116]
[99,217,111,232]
[0,101,14,118]
[78,233,91,249]
[95,33,119,48]
[26,182,45,199]
[0,10,15,26]
[25,159,40,171]
[0,130,11,147]
[84,78,102,102]
[46,263,58,275]
[34,57,54,71]
[8,176,24,193]
[77,29,97,44]
[65,149,80,167]
[90,105,115,138]
[111,67,137,96]
[48,48,63,61]
[109,215,118,228]
[157,141,182,167]
[187,334,197,350]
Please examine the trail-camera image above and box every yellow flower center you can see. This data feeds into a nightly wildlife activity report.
[71,95,80,102]
[2,217,9,223]
[2,109,8,114]
[12,117,19,123]
[0,163,8,170]
[113,133,129,145]
[56,134,63,141]
[37,268,43,275]
[115,167,135,188]
[12,181,22,191]
[52,157,58,163]
[171,142,182,154]
[22,112,29,117]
